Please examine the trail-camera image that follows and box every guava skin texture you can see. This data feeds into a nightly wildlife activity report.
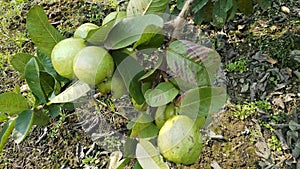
[73,46,114,85]
[157,115,202,165]
[74,23,99,39]
[51,38,86,79]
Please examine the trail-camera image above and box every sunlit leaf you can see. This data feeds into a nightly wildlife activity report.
[136,139,169,169]
[0,118,16,152]
[144,82,179,107]
[25,57,47,103]
[105,14,163,50]
[26,5,65,57]
[0,92,28,115]
[10,53,34,74]
[127,0,169,16]
[50,80,91,103]
[12,110,34,144]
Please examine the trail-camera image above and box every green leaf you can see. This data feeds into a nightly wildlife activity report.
[49,80,91,103]
[33,110,50,126]
[12,110,34,144]
[144,82,179,107]
[130,113,154,137]
[0,112,8,122]
[40,72,55,97]
[227,0,238,21]
[102,11,126,25]
[212,0,227,28]
[179,87,227,119]
[133,25,164,50]
[10,53,34,74]
[26,5,65,57]
[129,71,146,105]
[115,53,143,93]
[104,14,163,50]
[0,92,28,115]
[86,20,116,45]
[237,0,253,15]
[25,57,47,103]
[136,139,169,169]
[167,40,221,87]
[192,0,209,13]
[36,49,62,81]
[193,0,213,25]
[0,118,17,152]
[127,0,169,16]
[225,0,234,12]
[138,123,159,139]
[48,104,61,118]
[257,0,271,11]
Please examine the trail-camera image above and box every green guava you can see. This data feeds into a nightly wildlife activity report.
[73,46,114,85]
[157,115,202,165]
[155,103,176,129]
[97,75,127,99]
[51,38,86,79]
[74,23,99,39]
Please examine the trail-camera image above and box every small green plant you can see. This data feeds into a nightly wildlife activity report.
[254,100,271,112]
[267,135,282,151]
[0,0,227,168]
[232,102,256,120]
[225,58,248,73]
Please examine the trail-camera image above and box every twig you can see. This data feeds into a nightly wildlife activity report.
[166,0,194,40]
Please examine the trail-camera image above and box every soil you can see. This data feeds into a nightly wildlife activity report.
[0,0,300,169]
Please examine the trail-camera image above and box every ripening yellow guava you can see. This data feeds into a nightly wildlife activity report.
[74,23,99,39]
[51,38,86,79]
[73,46,114,85]
[157,115,202,165]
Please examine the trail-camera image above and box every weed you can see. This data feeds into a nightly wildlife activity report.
[232,102,256,120]
[225,58,248,73]
[267,135,282,151]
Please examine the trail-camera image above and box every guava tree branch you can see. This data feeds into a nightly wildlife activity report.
[165,0,194,39]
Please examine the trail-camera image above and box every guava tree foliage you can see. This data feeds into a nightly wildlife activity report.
[0,0,227,168]
[176,0,272,28]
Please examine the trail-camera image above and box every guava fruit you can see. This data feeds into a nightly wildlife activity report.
[97,75,127,99]
[157,115,202,165]
[155,103,176,129]
[74,23,99,39]
[73,46,114,85]
[51,38,86,79]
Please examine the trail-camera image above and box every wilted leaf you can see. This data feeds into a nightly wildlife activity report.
[127,0,168,16]
[12,110,34,144]
[25,58,47,103]
[0,92,28,115]
[10,53,34,74]
[105,14,163,50]
[136,139,169,169]
[0,118,16,152]
[26,5,65,57]
[50,80,91,103]
[144,82,179,107]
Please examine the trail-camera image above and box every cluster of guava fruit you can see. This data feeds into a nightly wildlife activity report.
[51,23,114,86]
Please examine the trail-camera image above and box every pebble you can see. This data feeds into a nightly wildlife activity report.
[281,6,290,14]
